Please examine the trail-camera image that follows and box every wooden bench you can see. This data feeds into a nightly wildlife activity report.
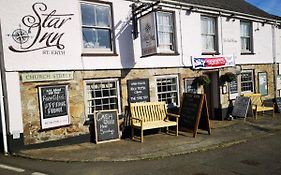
[243,93,275,118]
[130,101,179,142]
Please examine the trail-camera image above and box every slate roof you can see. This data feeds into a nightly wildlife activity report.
[152,0,280,20]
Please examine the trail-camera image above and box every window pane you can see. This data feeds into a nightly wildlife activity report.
[201,16,216,52]
[96,5,111,27]
[82,28,111,49]
[157,12,174,51]
[156,77,178,107]
[81,4,96,26]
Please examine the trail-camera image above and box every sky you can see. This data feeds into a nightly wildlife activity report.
[246,0,281,16]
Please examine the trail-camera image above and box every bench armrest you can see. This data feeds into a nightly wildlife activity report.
[166,113,180,118]
[262,101,274,107]
[131,117,143,122]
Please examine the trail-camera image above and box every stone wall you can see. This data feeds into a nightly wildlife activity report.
[20,64,275,145]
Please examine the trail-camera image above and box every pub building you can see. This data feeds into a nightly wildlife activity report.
[0,0,281,152]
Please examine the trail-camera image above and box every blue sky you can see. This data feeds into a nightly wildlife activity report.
[246,0,281,16]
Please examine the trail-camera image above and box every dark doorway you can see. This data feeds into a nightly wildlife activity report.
[203,71,220,120]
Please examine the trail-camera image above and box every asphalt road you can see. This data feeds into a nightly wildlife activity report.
[1,131,281,175]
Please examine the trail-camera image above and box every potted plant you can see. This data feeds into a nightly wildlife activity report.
[220,72,236,84]
[194,75,211,87]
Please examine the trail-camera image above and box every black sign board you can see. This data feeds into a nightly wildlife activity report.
[40,86,68,118]
[94,110,120,143]
[127,79,150,103]
[232,96,253,118]
[39,85,70,129]
[180,93,211,137]
[275,97,281,113]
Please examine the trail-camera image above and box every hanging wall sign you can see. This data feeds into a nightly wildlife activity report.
[39,85,70,129]
[229,79,238,100]
[192,55,235,69]
[140,12,157,56]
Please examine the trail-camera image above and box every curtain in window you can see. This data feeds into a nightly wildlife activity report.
[81,3,112,50]
[201,17,215,52]
[157,12,173,51]
[240,22,251,52]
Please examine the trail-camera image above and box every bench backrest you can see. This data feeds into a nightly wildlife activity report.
[243,93,263,106]
[130,101,167,123]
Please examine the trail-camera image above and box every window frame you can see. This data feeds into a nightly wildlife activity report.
[80,1,116,55]
[155,75,180,107]
[201,15,218,54]
[83,78,121,121]
[155,10,177,54]
[240,70,255,94]
[240,21,254,54]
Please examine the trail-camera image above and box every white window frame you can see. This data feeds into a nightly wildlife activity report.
[201,16,217,54]
[80,1,114,53]
[156,11,175,53]
[240,70,255,94]
[184,78,198,94]
[240,21,253,53]
[156,75,180,107]
[83,78,121,121]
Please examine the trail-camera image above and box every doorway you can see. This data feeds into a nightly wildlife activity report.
[204,71,220,120]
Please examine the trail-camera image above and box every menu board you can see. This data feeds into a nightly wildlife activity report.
[180,93,211,137]
[232,96,252,118]
[39,85,70,129]
[127,79,150,103]
[94,110,120,143]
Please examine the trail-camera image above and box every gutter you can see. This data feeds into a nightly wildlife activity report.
[0,20,8,155]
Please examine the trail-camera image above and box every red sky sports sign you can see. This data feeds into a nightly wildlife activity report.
[192,55,235,69]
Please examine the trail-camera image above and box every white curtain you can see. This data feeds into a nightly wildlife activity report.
[157,12,173,50]
[201,17,215,52]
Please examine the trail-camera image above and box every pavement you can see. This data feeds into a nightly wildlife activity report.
[16,113,281,162]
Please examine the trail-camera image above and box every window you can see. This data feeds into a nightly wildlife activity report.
[156,76,179,107]
[201,16,217,53]
[84,79,121,119]
[156,11,175,52]
[240,21,253,53]
[80,2,114,52]
[241,70,254,93]
[184,78,198,94]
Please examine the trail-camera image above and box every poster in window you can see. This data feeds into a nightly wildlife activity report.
[184,78,198,94]
[229,79,238,100]
[39,85,70,129]
[276,75,281,90]
[140,12,157,56]
[258,72,268,96]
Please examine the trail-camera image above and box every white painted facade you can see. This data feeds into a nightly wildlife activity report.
[0,0,281,149]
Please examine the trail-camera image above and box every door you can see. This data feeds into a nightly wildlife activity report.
[204,71,220,120]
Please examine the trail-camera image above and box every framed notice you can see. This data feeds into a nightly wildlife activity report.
[258,72,268,96]
[277,75,281,90]
[229,79,238,100]
[39,85,70,129]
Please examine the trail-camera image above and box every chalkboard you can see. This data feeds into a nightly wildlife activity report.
[232,96,253,118]
[275,97,281,113]
[127,79,150,103]
[180,93,211,137]
[39,85,70,129]
[94,110,120,143]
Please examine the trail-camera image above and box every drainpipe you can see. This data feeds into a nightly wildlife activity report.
[0,21,8,155]
[272,24,278,98]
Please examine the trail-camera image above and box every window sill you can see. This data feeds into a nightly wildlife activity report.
[82,53,119,57]
[201,52,220,55]
[241,52,255,55]
[141,52,180,58]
